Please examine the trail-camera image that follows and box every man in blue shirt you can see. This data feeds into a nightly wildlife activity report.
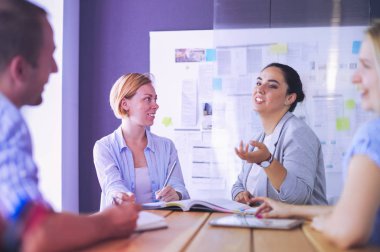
[0,1,140,251]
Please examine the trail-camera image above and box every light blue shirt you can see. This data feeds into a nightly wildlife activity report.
[232,112,327,205]
[343,118,380,246]
[93,126,190,210]
[0,93,45,219]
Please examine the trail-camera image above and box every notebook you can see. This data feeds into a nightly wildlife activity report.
[142,198,257,215]
[135,211,168,232]
[209,214,303,229]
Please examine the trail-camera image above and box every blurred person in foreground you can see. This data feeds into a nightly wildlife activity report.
[0,1,140,251]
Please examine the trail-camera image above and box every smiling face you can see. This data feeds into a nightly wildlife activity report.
[23,17,58,106]
[253,66,296,116]
[352,37,380,114]
[122,83,159,127]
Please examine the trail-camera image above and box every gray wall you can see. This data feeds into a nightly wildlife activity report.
[215,0,375,28]
[79,0,379,213]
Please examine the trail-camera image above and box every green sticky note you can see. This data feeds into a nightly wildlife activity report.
[336,117,350,131]
[345,99,355,110]
[162,117,173,127]
[270,43,288,54]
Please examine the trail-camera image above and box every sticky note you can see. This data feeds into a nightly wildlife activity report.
[336,117,350,131]
[345,99,355,110]
[206,49,216,62]
[162,117,173,127]
[270,43,288,54]
[212,78,222,91]
[352,41,361,54]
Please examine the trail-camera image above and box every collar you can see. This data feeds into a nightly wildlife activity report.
[0,92,17,110]
[115,126,155,153]
[0,92,23,123]
[270,111,294,145]
[258,111,294,153]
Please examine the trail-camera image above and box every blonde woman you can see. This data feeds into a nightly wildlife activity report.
[94,73,189,209]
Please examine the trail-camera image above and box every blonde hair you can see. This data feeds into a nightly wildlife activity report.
[109,73,153,119]
[365,20,380,114]
[367,20,380,81]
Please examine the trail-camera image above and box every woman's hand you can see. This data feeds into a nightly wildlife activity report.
[155,185,180,202]
[234,191,252,204]
[235,140,271,164]
[311,213,329,231]
[112,191,135,205]
[250,197,293,218]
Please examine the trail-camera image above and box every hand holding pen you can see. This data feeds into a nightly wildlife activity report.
[155,161,181,202]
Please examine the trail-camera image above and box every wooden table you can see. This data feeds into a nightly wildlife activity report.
[82,210,379,252]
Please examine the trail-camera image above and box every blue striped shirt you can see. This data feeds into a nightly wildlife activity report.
[0,93,45,219]
[93,126,190,210]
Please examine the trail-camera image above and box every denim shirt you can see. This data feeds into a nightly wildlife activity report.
[342,118,380,246]
[93,126,189,210]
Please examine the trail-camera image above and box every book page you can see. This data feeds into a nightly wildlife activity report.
[135,211,168,232]
[142,201,165,209]
[195,198,257,214]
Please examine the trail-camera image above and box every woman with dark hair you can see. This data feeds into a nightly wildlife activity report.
[232,63,327,205]
[251,21,380,249]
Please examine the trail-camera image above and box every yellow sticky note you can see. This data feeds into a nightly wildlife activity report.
[336,117,350,131]
[270,43,288,54]
[162,117,173,127]
[345,99,355,110]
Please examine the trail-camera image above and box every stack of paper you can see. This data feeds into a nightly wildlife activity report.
[135,211,168,232]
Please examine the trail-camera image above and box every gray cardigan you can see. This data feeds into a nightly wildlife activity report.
[231,112,328,205]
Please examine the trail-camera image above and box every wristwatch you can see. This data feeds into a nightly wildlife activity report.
[259,154,273,168]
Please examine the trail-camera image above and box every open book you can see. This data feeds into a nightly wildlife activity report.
[209,214,303,230]
[135,211,168,232]
[142,198,257,215]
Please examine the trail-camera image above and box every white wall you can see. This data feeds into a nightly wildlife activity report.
[151,28,369,203]
[62,0,79,213]
[21,0,79,213]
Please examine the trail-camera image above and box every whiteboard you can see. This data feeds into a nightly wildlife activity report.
[150,27,373,202]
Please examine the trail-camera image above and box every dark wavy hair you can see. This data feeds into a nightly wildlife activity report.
[262,63,305,112]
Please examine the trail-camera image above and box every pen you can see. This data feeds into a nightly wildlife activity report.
[163,160,177,188]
